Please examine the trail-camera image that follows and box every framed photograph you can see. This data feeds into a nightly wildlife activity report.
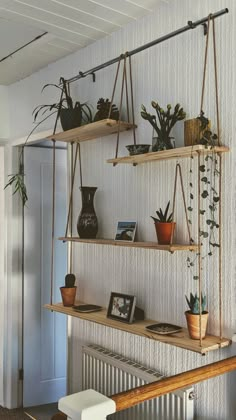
[107,292,136,324]
[115,221,137,241]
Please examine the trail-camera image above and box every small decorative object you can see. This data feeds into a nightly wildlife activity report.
[126,144,150,155]
[60,273,77,307]
[185,293,208,339]
[107,292,136,324]
[73,304,102,313]
[145,323,182,335]
[115,221,137,241]
[33,77,93,132]
[94,98,119,121]
[77,186,98,239]
[141,102,186,151]
[151,201,175,245]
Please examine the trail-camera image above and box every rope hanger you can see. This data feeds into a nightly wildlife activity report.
[197,14,222,345]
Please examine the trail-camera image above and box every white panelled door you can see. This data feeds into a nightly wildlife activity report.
[23,146,67,407]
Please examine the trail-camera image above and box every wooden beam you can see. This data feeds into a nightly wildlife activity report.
[111,356,236,412]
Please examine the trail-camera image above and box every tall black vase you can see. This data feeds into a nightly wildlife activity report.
[77,187,98,239]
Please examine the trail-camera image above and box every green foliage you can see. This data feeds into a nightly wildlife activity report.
[4,166,28,206]
[141,102,186,149]
[32,78,93,126]
[187,113,220,280]
[151,201,173,223]
[185,292,207,314]
[94,98,119,121]
[197,111,218,147]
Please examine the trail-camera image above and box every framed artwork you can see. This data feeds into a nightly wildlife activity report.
[115,221,137,241]
[107,292,136,324]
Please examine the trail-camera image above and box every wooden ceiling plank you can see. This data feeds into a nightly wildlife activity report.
[0,9,91,46]
[14,0,119,33]
[2,2,105,40]
[91,0,151,17]
[55,0,133,25]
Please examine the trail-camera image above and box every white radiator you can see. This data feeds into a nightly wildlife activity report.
[82,345,194,420]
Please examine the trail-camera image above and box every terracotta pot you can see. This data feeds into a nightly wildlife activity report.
[185,310,209,340]
[60,286,77,307]
[154,222,176,244]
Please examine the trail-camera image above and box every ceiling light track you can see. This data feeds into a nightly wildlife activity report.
[0,31,48,64]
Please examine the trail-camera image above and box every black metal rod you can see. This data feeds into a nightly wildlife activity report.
[66,8,228,85]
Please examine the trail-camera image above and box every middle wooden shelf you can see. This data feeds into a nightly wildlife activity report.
[44,301,231,355]
[58,237,199,252]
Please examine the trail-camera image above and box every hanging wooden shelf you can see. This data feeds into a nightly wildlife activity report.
[107,145,229,165]
[44,302,231,355]
[58,237,199,252]
[46,119,136,143]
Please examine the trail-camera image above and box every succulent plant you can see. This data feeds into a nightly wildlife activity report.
[94,98,119,121]
[141,102,186,149]
[185,292,207,314]
[151,201,173,223]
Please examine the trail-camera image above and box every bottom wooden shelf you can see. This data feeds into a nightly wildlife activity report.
[44,302,231,355]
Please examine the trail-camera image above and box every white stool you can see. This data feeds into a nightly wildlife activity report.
[58,389,116,420]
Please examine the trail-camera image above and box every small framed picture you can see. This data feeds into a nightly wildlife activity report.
[115,221,137,241]
[107,292,136,324]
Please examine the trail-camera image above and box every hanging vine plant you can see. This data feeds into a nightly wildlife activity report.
[187,113,220,280]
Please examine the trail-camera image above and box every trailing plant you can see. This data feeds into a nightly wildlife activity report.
[197,111,218,146]
[151,201,173,223]
[185,292,207,314]
[187,114,220,280]
[141,102,186,149]
[4,163,28,206]
[5,77,93,206]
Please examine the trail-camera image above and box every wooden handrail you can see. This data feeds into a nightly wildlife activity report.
[51,356,236,419]
[111,356,236,412]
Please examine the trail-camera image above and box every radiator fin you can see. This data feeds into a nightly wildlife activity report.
[82,344,194,420]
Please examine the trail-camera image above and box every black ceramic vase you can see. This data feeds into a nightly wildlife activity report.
[77,187,98,239]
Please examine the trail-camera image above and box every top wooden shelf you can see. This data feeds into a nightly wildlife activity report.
[44,301,231,355]
[107,145,229,165]
[47,119,136,143]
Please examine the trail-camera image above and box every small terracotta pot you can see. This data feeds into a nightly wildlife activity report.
[154,222,176,244]
[60,286,77,307]
[185,310,209,340]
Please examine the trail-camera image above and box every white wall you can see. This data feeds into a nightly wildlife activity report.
[7,0,236,418]
[0,86,9,140]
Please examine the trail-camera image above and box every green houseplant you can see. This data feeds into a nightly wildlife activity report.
[33,77,93,131]
[187,113,220,280]
[5,77,93,206]
[185,292,208,339]
[151,201,175,244]
[60,274,77,307]
[141,102,186,151]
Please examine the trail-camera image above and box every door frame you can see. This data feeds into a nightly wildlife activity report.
[1,131,69,408]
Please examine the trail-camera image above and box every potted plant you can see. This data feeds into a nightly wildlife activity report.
[187,114,220,280]
[60,274,77,307]
[184,111,215,147]
[141,102,186,151]
[185,292,208,339]
[33,77,93,131]
[151,201,175,244]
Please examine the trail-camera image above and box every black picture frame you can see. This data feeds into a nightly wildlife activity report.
[107,292,136,324]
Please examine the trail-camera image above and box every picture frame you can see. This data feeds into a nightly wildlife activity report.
[107,292,136,324]
[114,221,137,241]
